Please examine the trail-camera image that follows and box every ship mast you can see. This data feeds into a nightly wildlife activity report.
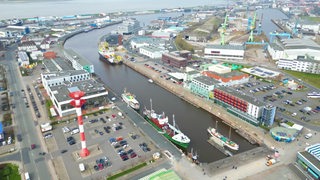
[215,121,218,130]
[150,98,153,111]
[229,126,232,140]
[172,114,176,127]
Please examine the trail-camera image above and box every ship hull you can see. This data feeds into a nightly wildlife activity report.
[98,52,121,65]
[144,116,189,149]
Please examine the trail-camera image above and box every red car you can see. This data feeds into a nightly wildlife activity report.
[31,144,36,149]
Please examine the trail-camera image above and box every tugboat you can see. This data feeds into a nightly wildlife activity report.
[143,99,190,149]
[121,89,140,110]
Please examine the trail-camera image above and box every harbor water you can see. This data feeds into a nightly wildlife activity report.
[64,13,259,163]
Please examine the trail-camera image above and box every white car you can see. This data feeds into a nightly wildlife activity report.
[71,128,80,135]
[62,126,70,133]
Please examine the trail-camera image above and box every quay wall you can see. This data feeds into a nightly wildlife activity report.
[124,60,265,146]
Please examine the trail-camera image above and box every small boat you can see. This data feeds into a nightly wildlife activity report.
[121,89,140,110]
[148,79,153,83]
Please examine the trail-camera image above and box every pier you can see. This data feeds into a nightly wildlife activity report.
[207,137,233,157]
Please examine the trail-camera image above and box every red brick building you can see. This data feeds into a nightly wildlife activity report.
[161,50,191,68]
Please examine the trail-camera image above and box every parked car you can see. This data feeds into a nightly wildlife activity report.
[31,144,36,149]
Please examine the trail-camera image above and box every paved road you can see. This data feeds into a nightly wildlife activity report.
[1,45,52,180]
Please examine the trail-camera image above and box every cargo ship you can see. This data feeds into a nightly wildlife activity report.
[121,89,140,110]
[98,42,122,64]
[207,127,239,151]
[143,99,190,149]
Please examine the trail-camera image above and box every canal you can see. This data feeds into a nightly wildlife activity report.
[64,10,287,162]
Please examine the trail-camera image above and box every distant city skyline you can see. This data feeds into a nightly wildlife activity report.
[0,0,228,19]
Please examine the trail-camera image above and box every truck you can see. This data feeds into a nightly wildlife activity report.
[265,159,279,166]
[40,122,52,133]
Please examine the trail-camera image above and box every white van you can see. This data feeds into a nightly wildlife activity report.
[71,128,80,135]
[24,172,30,180]
[79,163,85,172]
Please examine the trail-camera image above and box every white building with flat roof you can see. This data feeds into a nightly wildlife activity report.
[204,44,245,60]
[139,45,167,59]
[277,58,320,74]
[268,39,320,61]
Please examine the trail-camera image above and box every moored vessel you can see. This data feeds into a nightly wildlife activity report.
[143,99,190,149]
[98,42,122,64]
[121,89,140,110]
[207,126,239,151]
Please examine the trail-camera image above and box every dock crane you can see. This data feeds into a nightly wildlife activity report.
[248,12,256,42]
[256,13,263,35]
[220,14,228,45]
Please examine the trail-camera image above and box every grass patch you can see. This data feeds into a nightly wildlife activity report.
[300,16,320,23]
[283,70,320,89]
[107,162,147,180]
[0,163,21,180]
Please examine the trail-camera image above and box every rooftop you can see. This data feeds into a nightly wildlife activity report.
[49,79,107,102]
[163,52,186,61]
[280,39,320,50]
[204,70,247,79]
[206,44,245,50]
[64,48,93,66]
[42,70,88,81]
[193,75,219,86]
[43,58,74,72]
[215,85,264,106]
[131,36,166,45]
[299,150,320,171]
[140,45,165,53]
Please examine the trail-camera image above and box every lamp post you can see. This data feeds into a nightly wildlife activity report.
[70,91,90,157]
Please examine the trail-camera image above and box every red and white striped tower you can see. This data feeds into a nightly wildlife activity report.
[69,91,90,157]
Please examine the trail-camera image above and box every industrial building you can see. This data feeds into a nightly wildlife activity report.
[276,58,320,74]
[267,39,320,61]
[204,44,245,60]
[189,76,218,99]
[139,45,167,59]
[129,36,166,49]
[63,49,94,74]
[297,143,320,180]
[213,86,272,126]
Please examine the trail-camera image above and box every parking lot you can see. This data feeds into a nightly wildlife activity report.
[45,107,159,179]
[234,79,319,123]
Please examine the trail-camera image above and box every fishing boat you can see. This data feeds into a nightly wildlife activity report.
[121,89,140,110]
[98,42,122,64]
[207,126,239,151]
[148,79,153,83]
[143,99,190,149]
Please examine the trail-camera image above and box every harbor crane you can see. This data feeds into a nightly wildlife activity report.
[248,12,256,42]
[269,31,291,43]
[220,14,228,45]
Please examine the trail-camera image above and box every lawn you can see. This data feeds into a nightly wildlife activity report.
[0,163,21,180]
[284,70,320,89]
[107,162,147,180]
